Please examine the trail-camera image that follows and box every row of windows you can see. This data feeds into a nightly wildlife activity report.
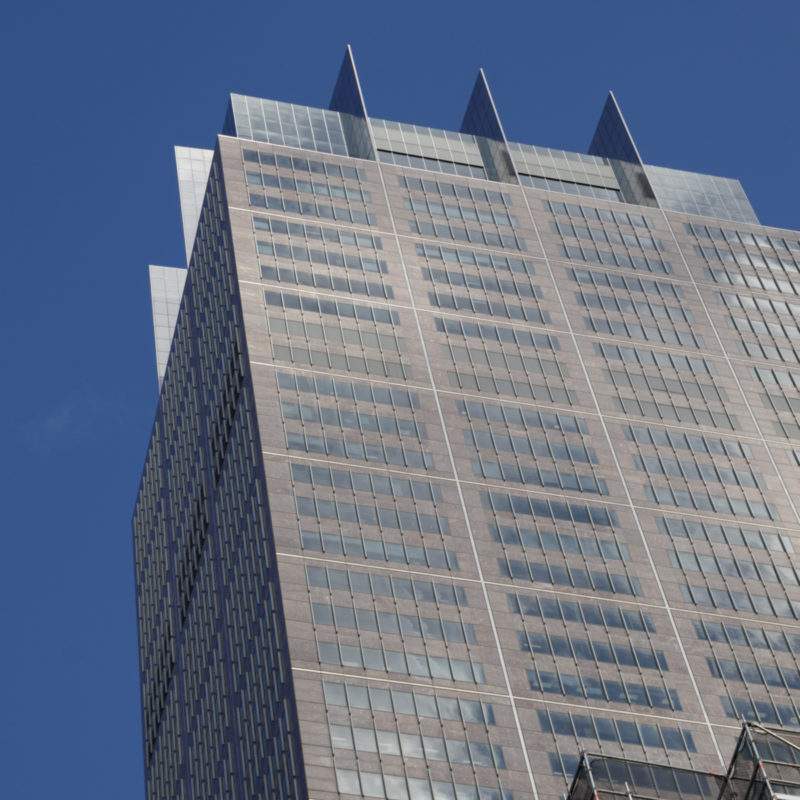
[594,342,716,375]
[322,680,495,725]
[268,319,404,365]
[681,582,800,621]
[607,368,726,407]
[252,214,383,251]
[317,639,485,683]
[282,399,427,440]
[527,667,680,711]
[634,454,763,490]
[381,148,488,179]
[404,196,517,228]
[672,548,798,587]
[287,431,434,470]
[722,694,800,729]
[731,312,800,345]
[276,369,420,409]
[423,267,543,302]
[646,485,775,521]
[684,222,800,254]
[507,592,655,633]
[694,618,800,656]
[468,427,597,465]
[307,565,467,607]
[436,316,558,351]
[411,219,526,251]
[474,458,608,496]
[414,242,534,276]
[493,523,627,562]
[751,365,800,391]
[614,394,736,431]
[290,463,441,502]
[482,490,618,527]
[716,290,800,321]
[568,266,684,299]
[257,236,387,274]
[623,423,752,460]
[379,148,488,179]
[272,343,406,381]
[761,391,800,426]
[449,369,575,407]
[557,243,672,274]
[737,336,800,366]
[330,722,506,769]
[429,290,548,325]
[548,752,580,779]
[456,398,588,434]
[696,240,800,273]
[250,192,377,227]
[500,556,640,596]
[296,494,449,535]
[693,241,800,277]
[268,313,403,355]
[774,413,800,440]
[246,169,371,204]
[400,174,510,207]
[704,266,800,297]
[585,314,703,349]
[537,710,695,754]
[335,767,511,800]
[521,173,621,202]
[261,264,392,300]
[552,220,663,252]
[243,148,367,183]
[707,654,800,691]
[311,601,476,645]
[547,199,656,230]
[265,289,400,326]
[551,748,725,785]
[577,288,693,324]
[520,629,667,671]
[446,345,566,384]
[300,529,458,571]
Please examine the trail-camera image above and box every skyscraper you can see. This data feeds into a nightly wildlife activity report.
[133,47,800,800]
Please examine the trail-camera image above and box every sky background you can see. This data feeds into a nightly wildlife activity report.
[1,1,798,797]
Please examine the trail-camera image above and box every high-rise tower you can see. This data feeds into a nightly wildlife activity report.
[133,48,800,800]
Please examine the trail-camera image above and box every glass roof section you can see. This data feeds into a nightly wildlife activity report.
[221,85,758,223]
[371,118,484,166]
[646,164,758,224]
[226,94,348,156]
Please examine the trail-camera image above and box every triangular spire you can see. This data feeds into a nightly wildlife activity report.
[589,91,657,206]
[329,45,368,118]
[328,45,375,160]
[460,69,506,142]
[588,91,644,165]
[460,69,517,183]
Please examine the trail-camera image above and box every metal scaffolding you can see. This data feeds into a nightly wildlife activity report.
[566,723,800,800]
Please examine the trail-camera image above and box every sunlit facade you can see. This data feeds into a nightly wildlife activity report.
[133,48,800,800]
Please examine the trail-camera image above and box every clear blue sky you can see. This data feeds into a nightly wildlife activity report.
[1,1,797,797]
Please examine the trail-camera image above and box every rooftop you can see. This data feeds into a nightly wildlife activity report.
[221,46,758,225]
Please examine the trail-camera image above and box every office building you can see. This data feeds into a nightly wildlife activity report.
[133,47,800,800]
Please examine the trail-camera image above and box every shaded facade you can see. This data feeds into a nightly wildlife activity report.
[133,48,800,800]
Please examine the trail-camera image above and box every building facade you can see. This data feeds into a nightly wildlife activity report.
[133,48,800,800]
